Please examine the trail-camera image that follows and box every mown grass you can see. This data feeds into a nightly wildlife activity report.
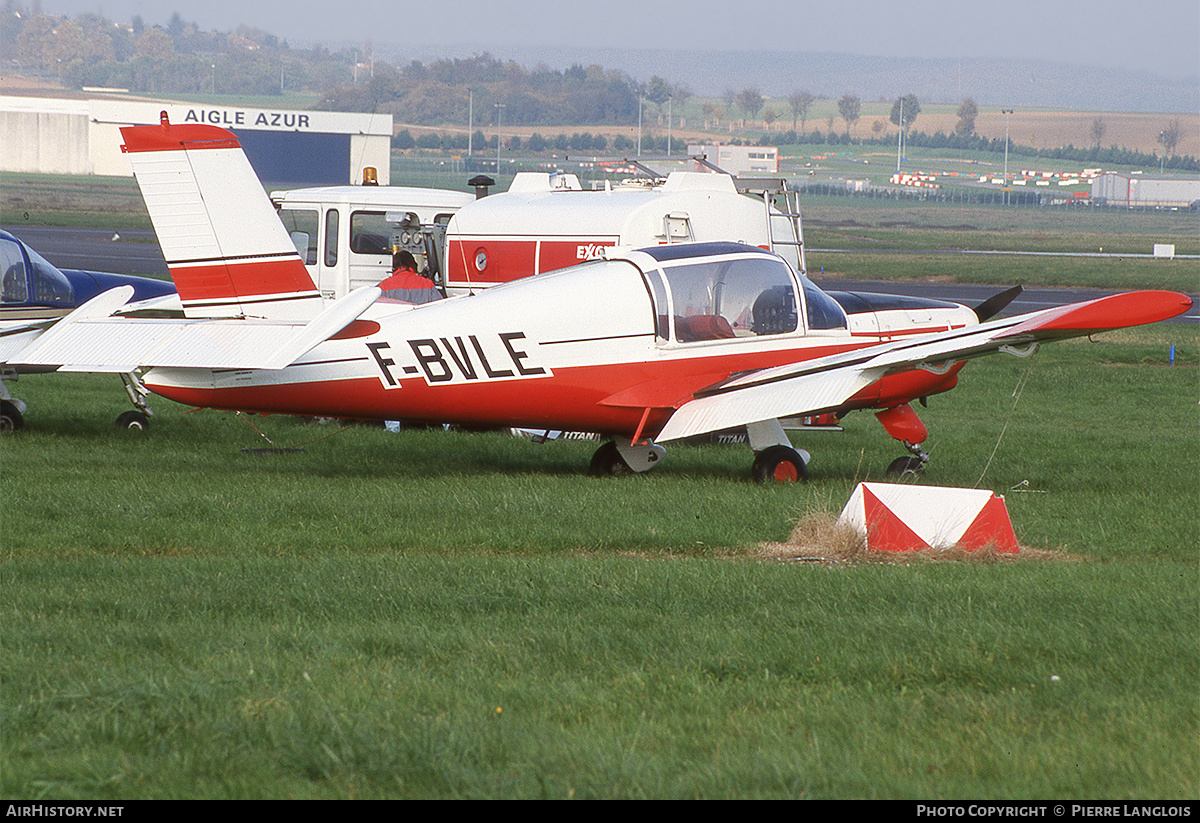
[3,556,1195,799]
[800,196,1200,256]
[0,172,153,230]
[807,249,1199,292]
[2,326,1197,798]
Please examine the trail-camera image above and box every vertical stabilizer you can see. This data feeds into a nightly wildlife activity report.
[121,113,322,320]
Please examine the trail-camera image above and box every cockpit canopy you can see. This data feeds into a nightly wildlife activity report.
[635,242,846,343]
[0,232,74,306]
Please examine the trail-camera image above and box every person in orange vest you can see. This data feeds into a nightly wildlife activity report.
[379,250,441,304]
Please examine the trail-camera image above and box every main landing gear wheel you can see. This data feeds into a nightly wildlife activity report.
[589,441,634,476]
[115,410,150,431]
[1,400,24,432]
[588,438,666,476]
[751,445,808,484]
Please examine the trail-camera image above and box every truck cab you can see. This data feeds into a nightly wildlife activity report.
[271,184,474,299]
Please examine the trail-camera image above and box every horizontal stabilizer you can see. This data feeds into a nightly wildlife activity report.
[13,286,380,373]
[263,286,381,367]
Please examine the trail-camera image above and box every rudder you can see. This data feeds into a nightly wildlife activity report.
[121,112,321,320]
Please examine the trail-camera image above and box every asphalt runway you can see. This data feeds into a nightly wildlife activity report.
[6,224,1196,325]
[4,225,168,279]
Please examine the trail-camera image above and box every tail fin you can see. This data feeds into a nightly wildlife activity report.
[120,112,321,320]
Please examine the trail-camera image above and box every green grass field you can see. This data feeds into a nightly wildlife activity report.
[2,174,1197,798]
[3,324,1197,799]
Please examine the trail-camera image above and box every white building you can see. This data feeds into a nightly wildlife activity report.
[688,144,779,176]
[1,94,393,186]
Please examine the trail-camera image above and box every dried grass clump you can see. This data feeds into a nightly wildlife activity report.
[753,512,1077,565]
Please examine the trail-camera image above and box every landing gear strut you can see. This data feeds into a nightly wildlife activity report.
[886,441,929,479]
[746,419,809,484]
[115,372,153,430]
[877,404,930,480]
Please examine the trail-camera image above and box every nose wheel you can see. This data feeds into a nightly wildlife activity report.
[886,441,929,479]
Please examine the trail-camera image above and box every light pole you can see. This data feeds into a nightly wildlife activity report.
[1002,109,1013,204]
[495,103,505,175]
[667,96,673,156]
[637,96,643,157]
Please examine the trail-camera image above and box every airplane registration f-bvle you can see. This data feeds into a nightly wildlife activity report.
[13,115,1193,480]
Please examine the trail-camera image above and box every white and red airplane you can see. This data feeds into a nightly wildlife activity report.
[12,115,1193,480]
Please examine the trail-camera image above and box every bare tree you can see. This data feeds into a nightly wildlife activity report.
[1157,119,1184,157]
[1090,118,1106,148]
[837,94,861,137]
[788,90,815,133]
[737,88,763,126]
[956,98,979,137]
[890,94,920,131]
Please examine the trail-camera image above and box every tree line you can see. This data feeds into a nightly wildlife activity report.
[2,3,355,95]
[4,5,1193,171]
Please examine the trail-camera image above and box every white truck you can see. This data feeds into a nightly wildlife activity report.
[271,170,806,299]
[270,183,475,300]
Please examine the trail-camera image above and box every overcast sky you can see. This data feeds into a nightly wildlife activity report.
[34,0,1200,78]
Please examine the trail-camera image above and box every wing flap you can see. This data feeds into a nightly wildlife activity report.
[657,366,884,443]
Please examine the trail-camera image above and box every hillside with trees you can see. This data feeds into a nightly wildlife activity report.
[3,4,1195,170]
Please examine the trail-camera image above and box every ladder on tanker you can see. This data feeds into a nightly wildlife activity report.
[736,177,807,275]
[688,156,806,274]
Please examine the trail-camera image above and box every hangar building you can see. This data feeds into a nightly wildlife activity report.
[1090,172,1200,209]
[1,94,393,186]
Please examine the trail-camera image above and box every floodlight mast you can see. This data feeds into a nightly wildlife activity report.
[1002,109,1014,205]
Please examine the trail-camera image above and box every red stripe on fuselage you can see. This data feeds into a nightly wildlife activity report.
[146,338,964,437]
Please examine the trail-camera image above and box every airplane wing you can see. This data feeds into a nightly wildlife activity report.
[0,318,59,364]
[11,285,382,373]
[656,290,1193,443]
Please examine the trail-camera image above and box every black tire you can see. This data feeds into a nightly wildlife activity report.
[115,410,150,431]
[751,445,808,483]
[1,400,24,433]
[588,441,633,477]
[886,455,925,479]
